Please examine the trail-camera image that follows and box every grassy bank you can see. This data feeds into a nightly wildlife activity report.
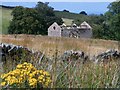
[0,7,12,34]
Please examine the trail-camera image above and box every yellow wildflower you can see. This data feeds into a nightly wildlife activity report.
[42,78,45,82]
[45,82,49,87]
[1,82,6,86]
[23,62,28,65]
[28,78,37,87]
[16,64,23,69]
[38,76,43,80]
[39,70,43,74]
[1,74,8,79]
[18,77,23,83]
[43,71,50,76]
[0,62,51,88]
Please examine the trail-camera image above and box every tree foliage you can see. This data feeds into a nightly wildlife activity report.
[74,1,120,41]
[8,2,63,35]
[86,1,120,41]
[79,11,87,15]
[35,2,63,33]
[105,1,120,40]
[63,9,69,12]
[8,6,44,34]
[93,1,120,41]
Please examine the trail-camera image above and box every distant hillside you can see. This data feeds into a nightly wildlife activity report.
[0,6,85,34]
[55,10,89,20]
[0,5,86,20]
[0,6,13,34]
[54,10,94,27]
[61,18,73,26]
[0,6,93,34]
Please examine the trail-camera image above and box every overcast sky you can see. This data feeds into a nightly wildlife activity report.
[1,0,117,14]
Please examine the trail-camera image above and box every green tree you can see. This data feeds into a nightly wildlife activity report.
[79,11,87,15]
[104,1,120,40]
[8,2,63,35]
[35,1,63,33]
[93,1,120,41]
[8,6,45,34]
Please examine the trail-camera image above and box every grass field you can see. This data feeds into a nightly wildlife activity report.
[62,18,73,26]
[0,7,12,34]
[55,11,90,20]
[0,35,120,88]
[1,34,119,57]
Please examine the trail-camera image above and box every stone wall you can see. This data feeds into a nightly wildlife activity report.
[48,22,62,37]
[61,28,92,38]
[0,43,45,63]
[78,29,92,38]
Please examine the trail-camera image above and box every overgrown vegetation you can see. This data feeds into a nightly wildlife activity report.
[94,1,120,41]
[1,62,51,88]
[1,47,120,88]
[0,35,120,88]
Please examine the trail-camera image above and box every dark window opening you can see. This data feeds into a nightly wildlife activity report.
[53,26,56,30]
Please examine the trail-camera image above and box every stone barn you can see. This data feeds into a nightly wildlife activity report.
[48,22,62,37]
[78,21,92,38]
[48,21,92,38]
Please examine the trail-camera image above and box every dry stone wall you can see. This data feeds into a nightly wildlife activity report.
[0,43,120,64]
[0,43,45,64]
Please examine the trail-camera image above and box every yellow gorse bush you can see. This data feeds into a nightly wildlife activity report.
[0,62,51,88]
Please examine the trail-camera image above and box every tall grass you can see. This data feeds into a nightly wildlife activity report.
[0,34,119,57]
[0,35,120,88]
[1,50,120,88]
